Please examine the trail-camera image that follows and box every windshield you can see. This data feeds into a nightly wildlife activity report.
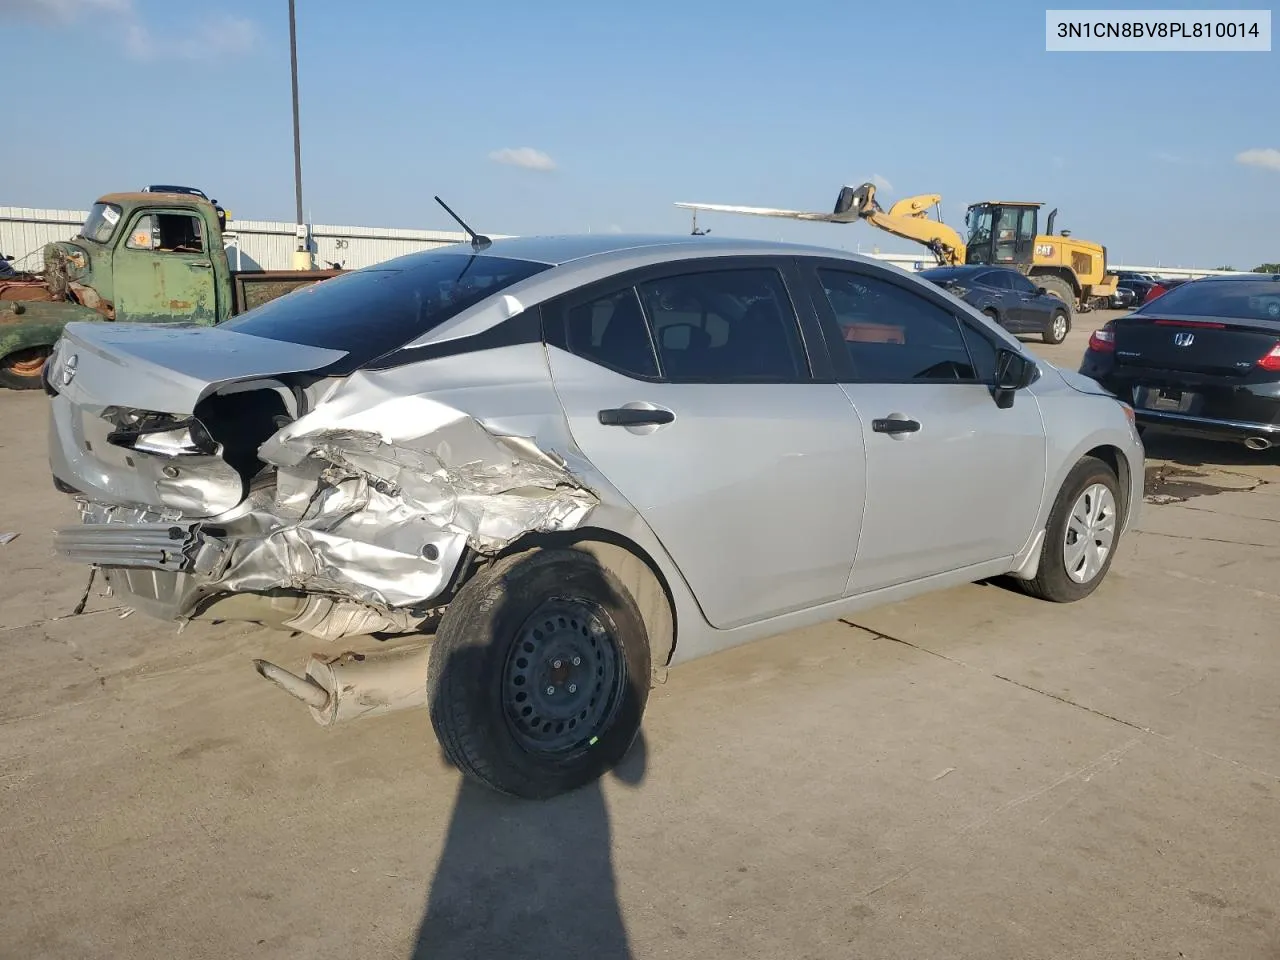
[220,251,552,366]
[966,207,993,247]
[1136,279,1280,322]
[79,203,122,244]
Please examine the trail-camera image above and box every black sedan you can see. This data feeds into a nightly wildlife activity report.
[919,265,1072,344]
[1080,274,1280,451]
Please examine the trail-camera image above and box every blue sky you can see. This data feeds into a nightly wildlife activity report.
[2,0,1277,267]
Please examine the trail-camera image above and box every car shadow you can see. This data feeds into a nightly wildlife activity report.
[410,546,649,960]
[410,732,646,960]
[1140,429,1278,469]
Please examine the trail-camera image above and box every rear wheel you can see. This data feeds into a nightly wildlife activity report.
[1019,455,1123,603]
[1043,309,1070,345]
[0,346,51,390]
[427,547,651,800]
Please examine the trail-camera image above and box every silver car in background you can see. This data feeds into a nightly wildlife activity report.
[44,234,1144,799]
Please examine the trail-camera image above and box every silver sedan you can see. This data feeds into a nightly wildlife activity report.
[44,233,1144,799]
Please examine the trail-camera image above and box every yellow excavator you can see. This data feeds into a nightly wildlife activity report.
[675,182,1119,314]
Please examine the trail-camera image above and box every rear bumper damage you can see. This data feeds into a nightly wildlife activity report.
[51,396,599,640]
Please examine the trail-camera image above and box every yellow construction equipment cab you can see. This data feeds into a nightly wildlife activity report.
[676,182,1118,314]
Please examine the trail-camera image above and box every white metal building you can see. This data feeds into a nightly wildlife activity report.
[0,206,1249,280]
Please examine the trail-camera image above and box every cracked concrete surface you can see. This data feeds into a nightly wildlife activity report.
[2,311,1279,959]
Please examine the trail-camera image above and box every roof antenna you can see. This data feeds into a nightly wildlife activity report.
[434,196,491,251]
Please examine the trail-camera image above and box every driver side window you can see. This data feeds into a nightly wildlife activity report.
[816,269,980,383]
[125,212,205,254]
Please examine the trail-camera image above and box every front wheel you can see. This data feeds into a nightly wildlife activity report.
[1019,455,1123,603]
[1043,309,1070,345]
[0,346,52,390]
[427,547,651,800]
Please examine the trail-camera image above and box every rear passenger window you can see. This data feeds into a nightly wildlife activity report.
[979,271,1012,290]
[635,268,807,382]
[563,288,659,378]
[817,269,979,382]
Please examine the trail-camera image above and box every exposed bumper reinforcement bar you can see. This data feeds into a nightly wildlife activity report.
[52,521,227,574]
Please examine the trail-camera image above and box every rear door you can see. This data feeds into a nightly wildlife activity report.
[798,259,1047,595]
[1007,270,1049,332]
[114,209,218,324]
[544,256,866,630]
[976,270,1020,329]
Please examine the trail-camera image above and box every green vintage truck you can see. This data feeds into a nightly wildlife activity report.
[0,190,339,389]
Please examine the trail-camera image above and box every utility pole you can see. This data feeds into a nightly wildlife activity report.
[288,0,313,269]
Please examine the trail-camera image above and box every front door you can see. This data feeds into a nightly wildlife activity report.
[544,259,866,630]
[801,261,1047,595]
[114,209,218,324]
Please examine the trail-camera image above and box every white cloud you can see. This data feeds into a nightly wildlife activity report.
[4,0,256,60]
[1154,151,1184,164]
[1236,148,1280,172]
[488,147,557,172]
[125,14,256,61]
[606,224,623,233]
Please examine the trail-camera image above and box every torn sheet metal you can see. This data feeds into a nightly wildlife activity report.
[259,394,598,555]
[54,394,598,639]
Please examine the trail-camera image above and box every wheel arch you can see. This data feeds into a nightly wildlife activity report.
[492,527,679,675]
[1082,443,1133,527]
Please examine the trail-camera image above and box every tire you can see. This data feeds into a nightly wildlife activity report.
[1034,274,1077,319]
[427,546,652,800]
[1042,308,1070,345]
[1018,455,1123,603]
[0,346,52,390]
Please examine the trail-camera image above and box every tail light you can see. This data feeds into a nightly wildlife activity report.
[1144,284,1166,303]
[1258,343,1280,372]
[1088,321,1116,353]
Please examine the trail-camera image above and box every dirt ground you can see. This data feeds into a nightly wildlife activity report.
[2,310,1278,960]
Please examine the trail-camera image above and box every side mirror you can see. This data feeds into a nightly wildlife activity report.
[993,348,1036,408]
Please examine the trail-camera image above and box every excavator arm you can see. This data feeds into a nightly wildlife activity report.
[674,182,968,266]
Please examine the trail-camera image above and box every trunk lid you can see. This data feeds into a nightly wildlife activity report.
[48,322,348,517]
[1113,314,1280,378]
[53,321,347,414]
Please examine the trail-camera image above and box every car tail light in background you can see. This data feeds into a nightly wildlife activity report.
[1257,343,1280,372]
[1143,284,1167,303]
[1088,321,1116,353]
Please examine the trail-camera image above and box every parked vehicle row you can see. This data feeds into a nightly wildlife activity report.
[43,233,1144,799]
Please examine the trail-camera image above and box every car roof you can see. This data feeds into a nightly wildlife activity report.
[922,264,1015,274]
[421,232,884,268]
[1183,273,1280,282]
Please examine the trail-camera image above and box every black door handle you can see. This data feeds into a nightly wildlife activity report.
[598,407,675,427]
[871,417,921,434]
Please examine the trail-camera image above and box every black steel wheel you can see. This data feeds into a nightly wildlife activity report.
[428,547,651,800]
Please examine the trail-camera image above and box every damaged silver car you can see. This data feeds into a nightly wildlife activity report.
[45,233,1144,799]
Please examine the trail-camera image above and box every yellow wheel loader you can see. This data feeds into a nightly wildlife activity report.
[675,182,1119,315]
